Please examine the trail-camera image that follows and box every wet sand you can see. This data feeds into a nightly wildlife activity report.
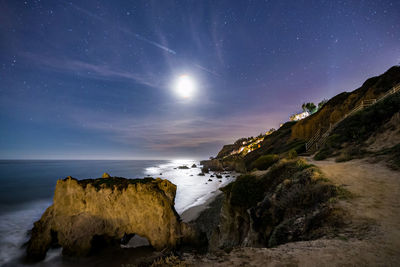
[181,189,224,222]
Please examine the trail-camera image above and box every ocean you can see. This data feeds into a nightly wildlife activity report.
[0,159,233,266]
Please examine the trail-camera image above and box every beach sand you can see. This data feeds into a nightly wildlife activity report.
[180,189,224,222]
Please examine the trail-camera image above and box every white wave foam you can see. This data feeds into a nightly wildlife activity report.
[0,199,52,265]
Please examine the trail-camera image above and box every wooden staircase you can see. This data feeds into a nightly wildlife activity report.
[305,84,400,153]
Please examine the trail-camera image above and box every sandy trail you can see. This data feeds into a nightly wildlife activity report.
[184,158,400,266]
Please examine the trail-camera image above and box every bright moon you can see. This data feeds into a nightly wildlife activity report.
[174,75,196,99]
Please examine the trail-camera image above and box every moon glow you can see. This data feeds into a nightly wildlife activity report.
[174,75,196,99]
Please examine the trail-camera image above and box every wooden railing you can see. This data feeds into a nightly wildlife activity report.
[305,128,321,151]
[305,83,400,152]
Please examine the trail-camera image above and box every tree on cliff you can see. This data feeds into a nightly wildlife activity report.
[302,102,317,113]
[318,99,328,109]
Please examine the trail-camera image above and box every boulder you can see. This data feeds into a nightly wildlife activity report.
[178,165,189,169]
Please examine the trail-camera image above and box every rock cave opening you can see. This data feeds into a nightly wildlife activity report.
[120,233,151,249]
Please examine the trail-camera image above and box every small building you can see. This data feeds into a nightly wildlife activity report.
[290,111,310,121]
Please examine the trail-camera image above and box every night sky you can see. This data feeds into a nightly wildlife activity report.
[1,0,399,159]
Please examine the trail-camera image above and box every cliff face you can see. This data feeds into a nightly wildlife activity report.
[26,177,192,262]
[243,121,304,168]
[209,159,342,250]
[202,121,303,173]
[205,67,400,173]
[291,66,400,140]
[201,155,246,173]
[216,144,240,159]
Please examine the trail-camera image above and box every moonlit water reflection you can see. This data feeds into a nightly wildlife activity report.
[144,159,234,213]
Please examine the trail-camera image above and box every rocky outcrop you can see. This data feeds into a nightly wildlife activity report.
[216,144,240,159]
[209,159,342,250]
[220,155,246,173]
[201,156,246,173]
[200,159,224,172]
[26,176,194,262]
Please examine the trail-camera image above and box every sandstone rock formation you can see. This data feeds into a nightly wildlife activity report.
[26,176,193,262]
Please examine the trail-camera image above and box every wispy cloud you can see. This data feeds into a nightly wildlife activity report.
[22,52,163,88]
[194,64,220,77]
[68,108,282,154]
[60,0,177,56]
[133,33,176,55]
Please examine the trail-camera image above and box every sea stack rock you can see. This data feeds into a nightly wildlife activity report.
[26,176,193,262]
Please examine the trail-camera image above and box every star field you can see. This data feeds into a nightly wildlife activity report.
[0,0,399,159]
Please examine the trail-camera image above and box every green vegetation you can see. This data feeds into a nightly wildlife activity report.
[262,159,340,246]
[71,177,155,191]
[251,154,279,170]
[243,121,306,168]
[318,99,328,109]
[374,143,400,170]
[302,102,317,113]
[228,158,342,247]
[335,185,354,200]
[288,149,298,159]
[315,92,400,161]
[292,66,400,143]
[223,174,264,208]
[217,157,350,249]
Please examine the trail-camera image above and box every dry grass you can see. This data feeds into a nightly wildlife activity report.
[150,255,186,267]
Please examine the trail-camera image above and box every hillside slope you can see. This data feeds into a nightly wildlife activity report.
[204,66,400,173]
[291,66,400,140]
[184,158,400,266]
[314,89,400,167]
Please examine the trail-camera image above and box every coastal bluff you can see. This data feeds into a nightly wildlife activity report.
[26,176,193,262]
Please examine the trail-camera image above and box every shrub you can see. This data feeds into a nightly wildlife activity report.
[288,149,298,159]
[229,175,264,208]
[260,158,312,190]
[314,148,332,161]
[251,154,279,170]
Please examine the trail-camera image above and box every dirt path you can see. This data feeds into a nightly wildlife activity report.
[309,158,400,242]
[183,158,400,266]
